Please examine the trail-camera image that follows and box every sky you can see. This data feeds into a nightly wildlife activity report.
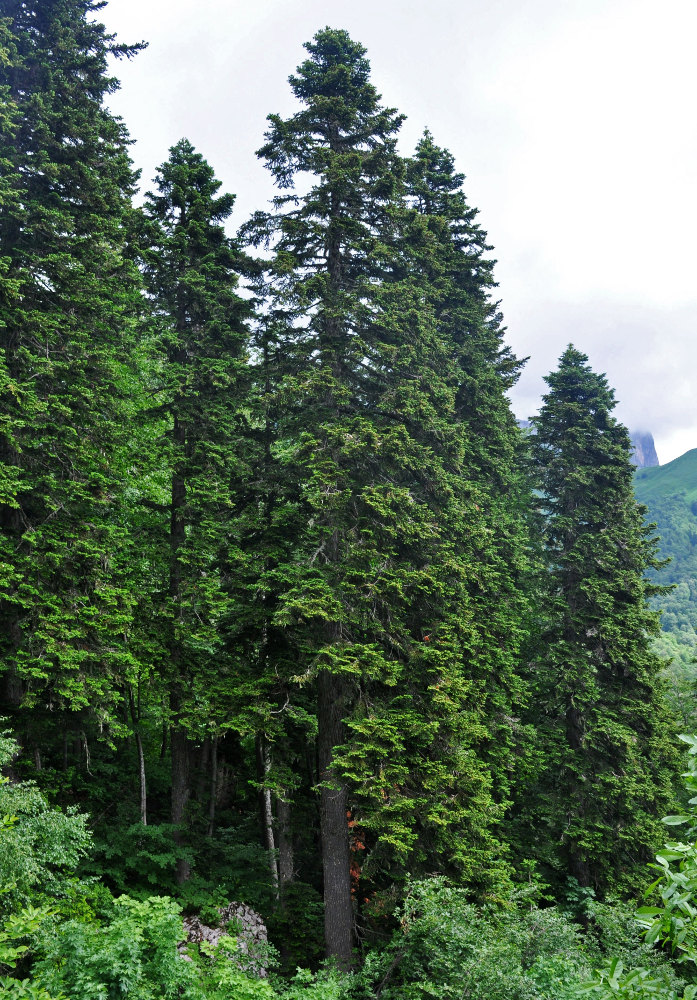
[100,0,697,464]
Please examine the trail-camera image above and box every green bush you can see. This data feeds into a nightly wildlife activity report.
[31,895,200,1000]
[0,732,91,916]
[356,878,590,1000]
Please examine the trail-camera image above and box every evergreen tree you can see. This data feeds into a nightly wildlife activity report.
[528,345,677,894]
[246,28,534,962]
[402,131,534,831]
[0,0,145,728]
[136,138,251,881]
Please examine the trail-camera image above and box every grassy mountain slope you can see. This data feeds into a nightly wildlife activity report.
[635,448,697,503]
[635,449,697,725]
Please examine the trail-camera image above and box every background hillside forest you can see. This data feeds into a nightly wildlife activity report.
[1,3,697,998]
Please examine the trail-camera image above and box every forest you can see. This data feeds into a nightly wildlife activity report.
[1,2,697,998]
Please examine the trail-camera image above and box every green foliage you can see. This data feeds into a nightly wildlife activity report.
[4,8,692,989]
[31,895,200,1000]
[244,35,536,955]
[633,735,697,966]
[634,457,697,729]
[274,968,350,1000]
[266,883,325,973]
[0,0,147,718]
[356,878,589,999]
[580,957,696,999]
[0,732,91,915]
[195,935,277,999]
[524,345,678,894]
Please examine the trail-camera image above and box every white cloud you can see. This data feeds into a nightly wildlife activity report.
[101,0,697,463]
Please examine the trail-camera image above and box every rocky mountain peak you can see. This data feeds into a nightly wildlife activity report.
[630,431,659,469]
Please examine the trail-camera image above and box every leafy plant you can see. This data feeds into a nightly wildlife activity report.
[579,958,696,999]
[31,895,200,1000]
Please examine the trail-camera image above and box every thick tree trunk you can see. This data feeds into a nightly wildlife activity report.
[565,701,590,890]
[207,736,218,838]
[318,668,353,969]
[171,720,192,884]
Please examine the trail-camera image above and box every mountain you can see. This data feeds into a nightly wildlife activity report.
[518,421,658,472]
[634,449,697,725]
[630,431,659,469]
[635,447,697,503]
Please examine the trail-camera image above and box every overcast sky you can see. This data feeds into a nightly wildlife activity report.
[101,0,697,464]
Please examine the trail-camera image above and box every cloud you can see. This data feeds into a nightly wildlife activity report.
[508,297,697,463]
[99,0,697,463]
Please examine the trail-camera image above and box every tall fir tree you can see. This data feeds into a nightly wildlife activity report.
[527,345,677,894]
[136,138,252,882]
[246,28,534,962]
[0,0,145,730]
[402,131,535,832]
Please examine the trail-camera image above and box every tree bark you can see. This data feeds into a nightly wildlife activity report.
[196,737,211,802]
[277,795,294,890]
[128,686,147,825]
[171,716,191,884]
[207,736,218,838]
[318,668,353,969]
[256,734,279,894]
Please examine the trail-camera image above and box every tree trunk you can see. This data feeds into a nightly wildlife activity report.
[256,734,279,894]
[135,731,147,826]
[128,686,147,825]
[318,668,353,968]
[207,736,218,838]
[277,795,294,890]
[171,719,191,884]
[196,736,211,802]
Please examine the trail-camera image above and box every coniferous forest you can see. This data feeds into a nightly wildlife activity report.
[1,4,696,999]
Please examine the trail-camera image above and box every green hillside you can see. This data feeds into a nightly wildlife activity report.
[635,449,697,725]
[635,448,697,503]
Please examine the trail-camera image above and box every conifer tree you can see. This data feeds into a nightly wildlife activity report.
[0,0,145,724]
[247,28,534,962]
[528,345,677,894]
[402,131,534,822]
[136,139,251,882]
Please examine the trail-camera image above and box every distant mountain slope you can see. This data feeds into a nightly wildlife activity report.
[634,449,697,725]
[635,448,697,502]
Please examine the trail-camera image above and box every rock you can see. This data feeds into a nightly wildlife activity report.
[630,431,659,468]
[180,901,269,976]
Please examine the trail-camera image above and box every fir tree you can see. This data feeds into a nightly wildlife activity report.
[136,138,251,882]
[528,345,677,894]
[0,0,145,725]
[246,28,534,961]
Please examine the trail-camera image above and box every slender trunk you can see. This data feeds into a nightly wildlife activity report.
[81,732,92,775]
[207,736,218,838]
[318,668,353,969]
[128,686,147,825]
[256,734,279,893]
[196,737,211,802]
[135,731,147,826]
[277,795,294,890]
